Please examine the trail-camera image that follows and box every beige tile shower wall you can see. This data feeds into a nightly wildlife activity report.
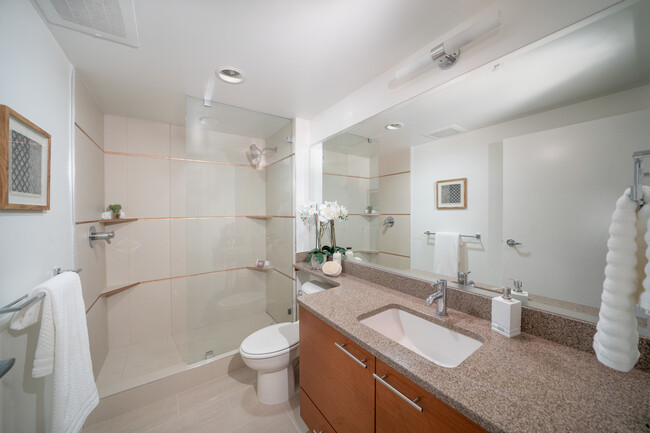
[377,150,411,269]
[265,129,295,321]
[74,75,108,377]
[265,123,293,165]
[104,114,281,353]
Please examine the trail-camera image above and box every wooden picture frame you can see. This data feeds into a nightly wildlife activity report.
[436,178,466,209]
[0,105,51,210]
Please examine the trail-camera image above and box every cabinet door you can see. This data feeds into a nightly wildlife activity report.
[300,390,335,433]
[375,359,487,433]
[300,307,375,433]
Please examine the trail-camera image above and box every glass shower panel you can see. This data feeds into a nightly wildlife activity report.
[172,96,294,365]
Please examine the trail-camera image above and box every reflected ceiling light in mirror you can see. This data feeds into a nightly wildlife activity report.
[199,117,220,127]
[385,122,404,130]
[217,67,246,84]
[395,11,502,83]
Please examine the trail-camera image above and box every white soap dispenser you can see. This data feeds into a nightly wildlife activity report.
[491,287,521,337]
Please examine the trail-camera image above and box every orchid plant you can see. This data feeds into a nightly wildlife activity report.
[298,201,348,265]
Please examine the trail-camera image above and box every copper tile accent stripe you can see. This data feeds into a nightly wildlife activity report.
[323,170,410,180]
[75,123,104,153]
[85,265,295,314]
[263,153,295,168]
[323,172,370,180]
[347,213,410,216]
[379,251,410,258]
[86,295,101,314]
[103,151,295,169]
[137,215,295,221]
[377,170,410,178]
[273,268,296,281]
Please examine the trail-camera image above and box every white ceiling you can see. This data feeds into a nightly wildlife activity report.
[34,0,495,124]
[337,0,650,155]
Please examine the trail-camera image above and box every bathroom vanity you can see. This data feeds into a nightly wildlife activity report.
[296,262,650,433]
[300,307,486,432]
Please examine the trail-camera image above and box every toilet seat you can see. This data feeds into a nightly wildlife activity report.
[240,322,299,359]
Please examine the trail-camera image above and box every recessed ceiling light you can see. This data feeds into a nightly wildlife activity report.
[216,67,245,84]
[385,122,404,130]
[199,117,220,126]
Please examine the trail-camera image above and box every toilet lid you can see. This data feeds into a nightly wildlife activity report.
[240,322,299,356]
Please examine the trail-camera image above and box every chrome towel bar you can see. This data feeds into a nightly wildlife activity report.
[0,292,45,316]
[424,231,481,240]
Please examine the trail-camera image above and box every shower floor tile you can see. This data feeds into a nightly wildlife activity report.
[96,312,280,397]
[96,336,186,398]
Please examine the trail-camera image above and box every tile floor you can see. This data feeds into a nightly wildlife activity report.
[85,367,308,433]
[96,313,277,397]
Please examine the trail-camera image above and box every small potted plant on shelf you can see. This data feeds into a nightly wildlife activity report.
[107,204,122,219]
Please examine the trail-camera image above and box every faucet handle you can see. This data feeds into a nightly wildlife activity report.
[510,279,523,292]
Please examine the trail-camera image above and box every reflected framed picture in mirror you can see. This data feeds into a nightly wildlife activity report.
[436,178,466,209]
[0,105,51,211]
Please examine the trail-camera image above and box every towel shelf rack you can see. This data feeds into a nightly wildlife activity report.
[631,150,650,206]
[424,231,481,240]
[0,292,45,316]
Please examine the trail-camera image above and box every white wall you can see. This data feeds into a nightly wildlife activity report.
[309,0,621,144]
[0,1,74,431]
[411,85,650,303]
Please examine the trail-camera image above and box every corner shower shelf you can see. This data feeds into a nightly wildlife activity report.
[101,218,139,225]
[246,266,273,272]
[245,216,273,219]
[100,282,140,298]
[361,213,379,217]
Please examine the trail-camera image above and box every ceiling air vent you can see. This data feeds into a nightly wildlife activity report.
[424,124,467,140]
[33,0,140,48]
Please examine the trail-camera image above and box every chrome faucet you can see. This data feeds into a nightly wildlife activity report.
[457,271,474,287]
[425,279,448,316]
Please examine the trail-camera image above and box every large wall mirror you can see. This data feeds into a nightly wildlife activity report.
[312,0,650,332]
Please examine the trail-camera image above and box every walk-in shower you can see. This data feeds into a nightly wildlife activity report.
[95,96,295,397]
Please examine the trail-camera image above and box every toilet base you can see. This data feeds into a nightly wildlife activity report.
[257,365,296,405]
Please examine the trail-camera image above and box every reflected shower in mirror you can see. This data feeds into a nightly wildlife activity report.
[316,1,650,329]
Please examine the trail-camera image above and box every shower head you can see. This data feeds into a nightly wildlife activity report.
[247,144,278,167]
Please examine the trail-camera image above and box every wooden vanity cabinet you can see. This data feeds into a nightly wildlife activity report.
[299,307,375,433]
[375,359,487,433]
[300,307,487,433]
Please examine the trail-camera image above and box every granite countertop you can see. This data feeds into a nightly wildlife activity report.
[295,262,650,433]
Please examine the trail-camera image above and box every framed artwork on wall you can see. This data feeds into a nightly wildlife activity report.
[436,178,466,209]
[0,105,51,211]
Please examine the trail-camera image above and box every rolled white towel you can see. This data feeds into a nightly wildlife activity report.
[593,187,640,372]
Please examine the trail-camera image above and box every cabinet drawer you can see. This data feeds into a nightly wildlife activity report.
[300,389,335,433]
[375,359,487,433]
[300,307,375,433]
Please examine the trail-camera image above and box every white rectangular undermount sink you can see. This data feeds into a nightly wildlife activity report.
[360,308,483,368]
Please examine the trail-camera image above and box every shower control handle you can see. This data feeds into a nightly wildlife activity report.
[506,238,521,247]
[89,226,116,247]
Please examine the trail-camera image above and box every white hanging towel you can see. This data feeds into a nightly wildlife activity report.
[593,188,640,372]
[11,272,98,433]
[433,232,460,277]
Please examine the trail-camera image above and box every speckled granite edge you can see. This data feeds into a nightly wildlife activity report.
[296,255,650,373]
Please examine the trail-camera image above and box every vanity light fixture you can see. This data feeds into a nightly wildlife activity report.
[385,122,404,130]
[395,11,502,82]
[217,67,245,84]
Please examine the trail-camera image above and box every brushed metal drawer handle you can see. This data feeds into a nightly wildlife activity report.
[334,342,367,368]
[373,374,423,412]
[312,430,323,433]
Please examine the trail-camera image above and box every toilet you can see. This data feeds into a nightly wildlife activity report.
[239,279,330,405]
